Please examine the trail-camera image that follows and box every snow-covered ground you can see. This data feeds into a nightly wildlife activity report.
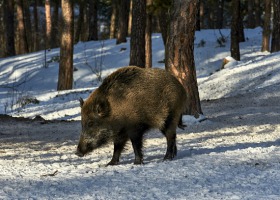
[1,28,280,199]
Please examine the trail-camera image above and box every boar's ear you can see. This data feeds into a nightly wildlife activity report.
[95,98,110,117]
[79,97,84,108]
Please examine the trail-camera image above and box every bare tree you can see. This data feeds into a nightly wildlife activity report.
[165,0,202,116]
[262,0,271,52]
[230,0,240,60]
[271,0,280,52]
[57,0,74,91]
[33,0,40,51]
[129,0,146,67]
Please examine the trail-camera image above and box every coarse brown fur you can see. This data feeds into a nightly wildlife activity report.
[76,66,187,165]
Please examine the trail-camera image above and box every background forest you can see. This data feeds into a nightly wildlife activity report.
[0,0,279,58]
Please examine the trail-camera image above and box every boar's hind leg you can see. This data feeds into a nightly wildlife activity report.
[107,137,128,166]
[161,115,178,160]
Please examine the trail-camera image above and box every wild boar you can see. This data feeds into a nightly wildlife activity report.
[76,66,187,165]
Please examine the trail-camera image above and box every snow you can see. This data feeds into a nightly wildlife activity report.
[1,28,280,199]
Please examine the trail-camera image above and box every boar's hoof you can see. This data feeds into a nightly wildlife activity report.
[106,160,119,166]
[75,151,85,157]
[134,158,144,165]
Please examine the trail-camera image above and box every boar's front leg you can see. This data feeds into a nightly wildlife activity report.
[107,138,128,166]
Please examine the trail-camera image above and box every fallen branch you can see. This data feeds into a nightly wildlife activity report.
[41,170,58,177]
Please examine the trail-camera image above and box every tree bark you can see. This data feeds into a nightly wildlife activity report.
[247,0,255,28]
[4,0,16,56]
[45,0,52,49]
[15,0,28,54]
[230,0,240,61]
[58,0,74,91]
[145,0,152,68]
[33,0,40,51]
[271,0,280,52]
[262,0,271,52]
[88,0,98,41]
[129,0,146,67]
[75,0,85,43]
[165,0,202,116]
[116,0,129,44]
[51,0,59,48]
[110,0,118,39]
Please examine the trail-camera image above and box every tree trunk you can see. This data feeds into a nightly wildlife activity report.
[165,0,202,116]
[262,0,271,52]
[0,2,5,57]
[75,0,85,43]
[33,0,40,51]
[116,0,129,44]
[238,7,245,42]
[58,0,74,91]
[110,0,118,39]
[129,0,146,67]
[15,0,28,54]
[145,0,152,68]
[271,0,280,52]
[128,0,133,36]
[247,0,255,28]
[51,0,59,48]
[230,0,240,61]
[45,0,52,49]
[158,9,168,46]
[254,0,261,27]
[4,0,16,56]
[216,0,224,29]
[88,0,98,41]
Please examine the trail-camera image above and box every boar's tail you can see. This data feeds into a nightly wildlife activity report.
[178,114,186,130]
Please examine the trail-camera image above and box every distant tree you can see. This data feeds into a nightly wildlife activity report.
[216,0,224,29]
[116,0,129,44]
[4,0,16,56]
[271,0,280,52]
[23,0,32,52]
[262,0,271,52]
[57,0,74,91]
[15,0,29,54]
[254,0,261,27]
[247,0,255,28]
[88,0,98,41]
[129,0,146,67]
[110,0,118,38]
[230,0,240,60]
[51,0,59,47]
[33,0,40,51]
[165,0,202,116]
[75,0,85,43]
[145,0,152,68]
[45,0,52,49]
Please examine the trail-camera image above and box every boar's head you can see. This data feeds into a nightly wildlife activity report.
[76,94,113,157]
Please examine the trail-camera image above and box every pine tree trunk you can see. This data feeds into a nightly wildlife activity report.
[129,0,146,67]
[230,0,240,61]
[88,0,98,41]
[15,0,28,54]
[23,0,32,52]
[51,0,59,48]
[75,0,85,43]
[58,0,74,91]
[165,0,202,116]
[4,0,16,56]
[271,0,280,52]
[145,0,152,68]
[33,0,40,51]
[116,0,129,44]
[110,0,118,39]
[255,0,261,27]
[128,0,133,36]
[216,0,224,29]
[262,0,271,52]
[45,0,52,50]
[158,9,168,46]
[247,0,255,28]
[0,2,5,57]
